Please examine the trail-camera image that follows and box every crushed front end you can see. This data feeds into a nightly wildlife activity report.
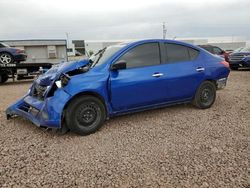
[6,59,90,129]
[6,80,71,128]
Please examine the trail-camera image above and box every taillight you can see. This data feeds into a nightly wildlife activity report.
[220,60,229,68]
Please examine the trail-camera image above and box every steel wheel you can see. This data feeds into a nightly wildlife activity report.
[193,81,216,109]
[66,95,106,135]
[76,103,99,127]
[200,86,214,106]
[0,53,13,64]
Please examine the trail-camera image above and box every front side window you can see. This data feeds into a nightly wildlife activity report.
[118,43,160,68]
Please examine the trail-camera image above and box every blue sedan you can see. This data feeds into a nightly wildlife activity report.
[6,39,230,135]
[0,42,27,64]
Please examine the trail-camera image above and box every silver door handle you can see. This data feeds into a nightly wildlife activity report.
[196,67,205,72]
[152,73,164,77]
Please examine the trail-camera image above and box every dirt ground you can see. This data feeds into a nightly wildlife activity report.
[0,70,249,187]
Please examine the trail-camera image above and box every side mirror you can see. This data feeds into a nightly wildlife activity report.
[111,60,127,71]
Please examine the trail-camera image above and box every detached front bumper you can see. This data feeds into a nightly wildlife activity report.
[6,88,71,129]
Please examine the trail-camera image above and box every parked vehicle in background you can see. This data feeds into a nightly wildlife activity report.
[234,47,244,53]
[0,42,27,64]
[6,39,230,135]
[199,45,230,62]
[228,47,250,70]
[75,50,83,56]
[225,49,234,54]
[0,42,53,84]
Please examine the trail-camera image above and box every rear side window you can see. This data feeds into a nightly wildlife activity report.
[213,47,223,55]
[165,43,199,63]
[188,48,199,60]
[118,43,160,68]
[201,46,213,53]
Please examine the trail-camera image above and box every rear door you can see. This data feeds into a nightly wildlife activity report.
[158,43,205,101]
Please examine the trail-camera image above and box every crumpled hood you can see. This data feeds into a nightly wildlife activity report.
[36,59,90,86]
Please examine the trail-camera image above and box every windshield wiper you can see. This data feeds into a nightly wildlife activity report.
[91,47,107,68]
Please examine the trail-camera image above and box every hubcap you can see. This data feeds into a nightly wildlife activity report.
[200,87,213,104]
[0,54,12,64]
[76,104,98,126]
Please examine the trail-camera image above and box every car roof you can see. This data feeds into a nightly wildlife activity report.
[122,39,200,50]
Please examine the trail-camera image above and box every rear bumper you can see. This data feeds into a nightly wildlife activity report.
[216,77,227,89]
[6,88,71,129]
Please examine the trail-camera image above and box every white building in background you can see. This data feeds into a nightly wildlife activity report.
[2,39,68,63]
[84,36,248,54]
[176,36,247,50]
[85,39,135,55]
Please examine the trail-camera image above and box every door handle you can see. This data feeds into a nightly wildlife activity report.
[152,73,164,77]
[196,67,205,72]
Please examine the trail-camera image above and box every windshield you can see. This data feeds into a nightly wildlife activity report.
[90,44,125,67]
[0,42,10,48]
[239,47,250,52]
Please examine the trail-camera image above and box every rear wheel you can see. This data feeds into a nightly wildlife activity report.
[65,95,106,135]
[0,52,14,64]
[192,81,216,109]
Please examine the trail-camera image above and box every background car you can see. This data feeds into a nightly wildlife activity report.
[0,42,27,64]
[199,45,230,62]
[228,47,250,70]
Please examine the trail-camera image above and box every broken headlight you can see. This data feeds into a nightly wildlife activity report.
[55,73,71,88]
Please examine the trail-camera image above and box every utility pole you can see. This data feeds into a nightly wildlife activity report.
[163,22,167,39]
[65,32,69,48]
[65,32,69,61]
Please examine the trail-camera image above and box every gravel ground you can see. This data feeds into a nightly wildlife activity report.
[0,71,249,188]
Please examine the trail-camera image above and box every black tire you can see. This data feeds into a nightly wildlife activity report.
[0,52,14,64]
[65,95,106,135]
[192,81,216,109]
[230,66,238,70]
[17,75,24,80]
[0,73,8,84]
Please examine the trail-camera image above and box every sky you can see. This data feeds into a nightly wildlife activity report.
[0,0,250,40]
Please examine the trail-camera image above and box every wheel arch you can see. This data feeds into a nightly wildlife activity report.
[0,51,14,57]
[205,79,216,86]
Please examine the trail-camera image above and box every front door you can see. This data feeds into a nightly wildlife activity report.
[110,42,166,111]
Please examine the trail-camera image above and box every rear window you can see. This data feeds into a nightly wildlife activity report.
[164,43,199,63]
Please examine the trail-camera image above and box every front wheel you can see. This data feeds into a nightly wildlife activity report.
[192,81,216,109]
[0,52,14,64]
[65,95,106,135]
